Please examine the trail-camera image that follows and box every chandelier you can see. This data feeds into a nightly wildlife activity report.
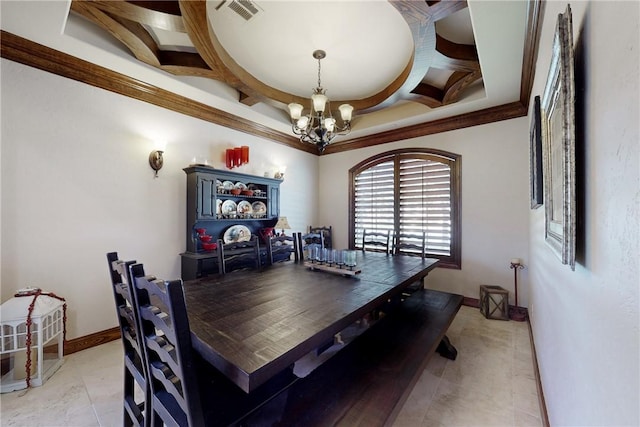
[287,50,354,152]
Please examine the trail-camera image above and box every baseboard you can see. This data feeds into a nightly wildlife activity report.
[462,296,480,308]
[528,320,550,427]
[64,327,120,355]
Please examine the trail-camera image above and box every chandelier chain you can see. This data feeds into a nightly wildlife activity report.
[317,57,322,90]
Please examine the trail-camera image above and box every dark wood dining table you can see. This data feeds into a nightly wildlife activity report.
[183,251,439,393]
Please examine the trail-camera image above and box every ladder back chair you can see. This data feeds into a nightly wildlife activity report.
[106,252,151,427]
[267,232,300,265]
[216,236,261,274]
[361,229,391,254]
[129,263,206,426]
[308,225,332,249]
[393,231,427,258]
[129,263,299,427]
[393,232,428,291]
[297,231,325,261]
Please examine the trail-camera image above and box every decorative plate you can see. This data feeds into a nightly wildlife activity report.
[216,179,222,187]
[221,200,237,215]
[222,181,235,190]
[217,199,222,214]
[234,182,247,190]
[223,225,251,243]
[237,200,252,215]
[252,201,267,216]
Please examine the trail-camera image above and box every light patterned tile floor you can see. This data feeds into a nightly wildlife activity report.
[1,306,541,427]
[393,306,542,427]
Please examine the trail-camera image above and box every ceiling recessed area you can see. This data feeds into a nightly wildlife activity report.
[1,0,539,154]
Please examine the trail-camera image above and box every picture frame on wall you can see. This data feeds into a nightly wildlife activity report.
[530,95,543,209]
[541,4,576,270]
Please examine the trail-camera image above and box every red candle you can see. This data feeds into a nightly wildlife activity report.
[241,146,249,164]
[225,149,233,169]
[234,147,242,167]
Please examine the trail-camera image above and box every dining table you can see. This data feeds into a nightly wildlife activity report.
[183,251,439,393]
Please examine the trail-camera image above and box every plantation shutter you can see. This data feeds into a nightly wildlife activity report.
[353,159,395,248]
[398,156,452,256]
[351,150,459,267]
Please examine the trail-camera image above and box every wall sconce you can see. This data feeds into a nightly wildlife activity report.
[225,146,249,169]
[149,141,166,177]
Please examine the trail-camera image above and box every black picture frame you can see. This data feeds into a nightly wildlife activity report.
[530,95,543,209]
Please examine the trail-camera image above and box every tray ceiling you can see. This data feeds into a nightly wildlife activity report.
[1,0,540,154]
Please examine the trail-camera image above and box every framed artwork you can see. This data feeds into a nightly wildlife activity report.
[530,95,543,209]
[541,4,576,270]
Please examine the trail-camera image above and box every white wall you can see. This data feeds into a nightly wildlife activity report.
[527,2,639,426]
[0,59,318,339]
[318,117,531,306]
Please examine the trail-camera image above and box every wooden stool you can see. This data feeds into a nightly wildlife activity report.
[479,285,509,320]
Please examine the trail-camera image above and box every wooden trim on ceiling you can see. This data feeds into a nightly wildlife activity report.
[0,30,314,154]
[322,101,527,154]
[1,0,542,157]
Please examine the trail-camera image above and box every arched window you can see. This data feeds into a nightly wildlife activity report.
[349,148,461,269]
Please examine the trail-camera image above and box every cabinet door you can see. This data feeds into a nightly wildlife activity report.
[268,185,279,218]
[197,176,216,219]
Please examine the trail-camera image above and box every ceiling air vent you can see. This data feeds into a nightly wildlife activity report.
[228,0,261,21]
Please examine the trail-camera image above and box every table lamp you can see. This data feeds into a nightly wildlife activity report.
[274,216,291,236]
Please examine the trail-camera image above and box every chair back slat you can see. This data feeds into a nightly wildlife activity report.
[361,229,391,254]
[130,263,205,427]
[308,225,332,249]
[106,252,150,427]
[267,232,300,264]
[217,236,261,274]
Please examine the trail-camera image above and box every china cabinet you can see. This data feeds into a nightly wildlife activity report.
[180,166,281,279]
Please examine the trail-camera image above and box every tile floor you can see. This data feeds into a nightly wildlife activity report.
[0,306,542,427]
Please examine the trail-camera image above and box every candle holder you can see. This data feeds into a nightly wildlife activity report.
[509,259,527,321]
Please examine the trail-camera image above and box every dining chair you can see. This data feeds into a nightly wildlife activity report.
[217,235,261,274]
[308,225,332,249]
[267,232,300,264]
[128,262,299,427]
[128,263,207,426]
[106,252,151,427]
[393,231,427,258]
[297,231,325,261]
[361,229,391,254]
[392,231,428,291]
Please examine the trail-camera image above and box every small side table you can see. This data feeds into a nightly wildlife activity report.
[479,285,509,321]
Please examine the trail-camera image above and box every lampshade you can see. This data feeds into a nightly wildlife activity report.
[338,104,354,121]
[324,117,336,132]
[288,103,304,120]
[311,93,328,113]
[274,217,291,230]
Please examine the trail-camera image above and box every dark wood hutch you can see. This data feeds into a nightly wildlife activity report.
[180,166,282,280]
